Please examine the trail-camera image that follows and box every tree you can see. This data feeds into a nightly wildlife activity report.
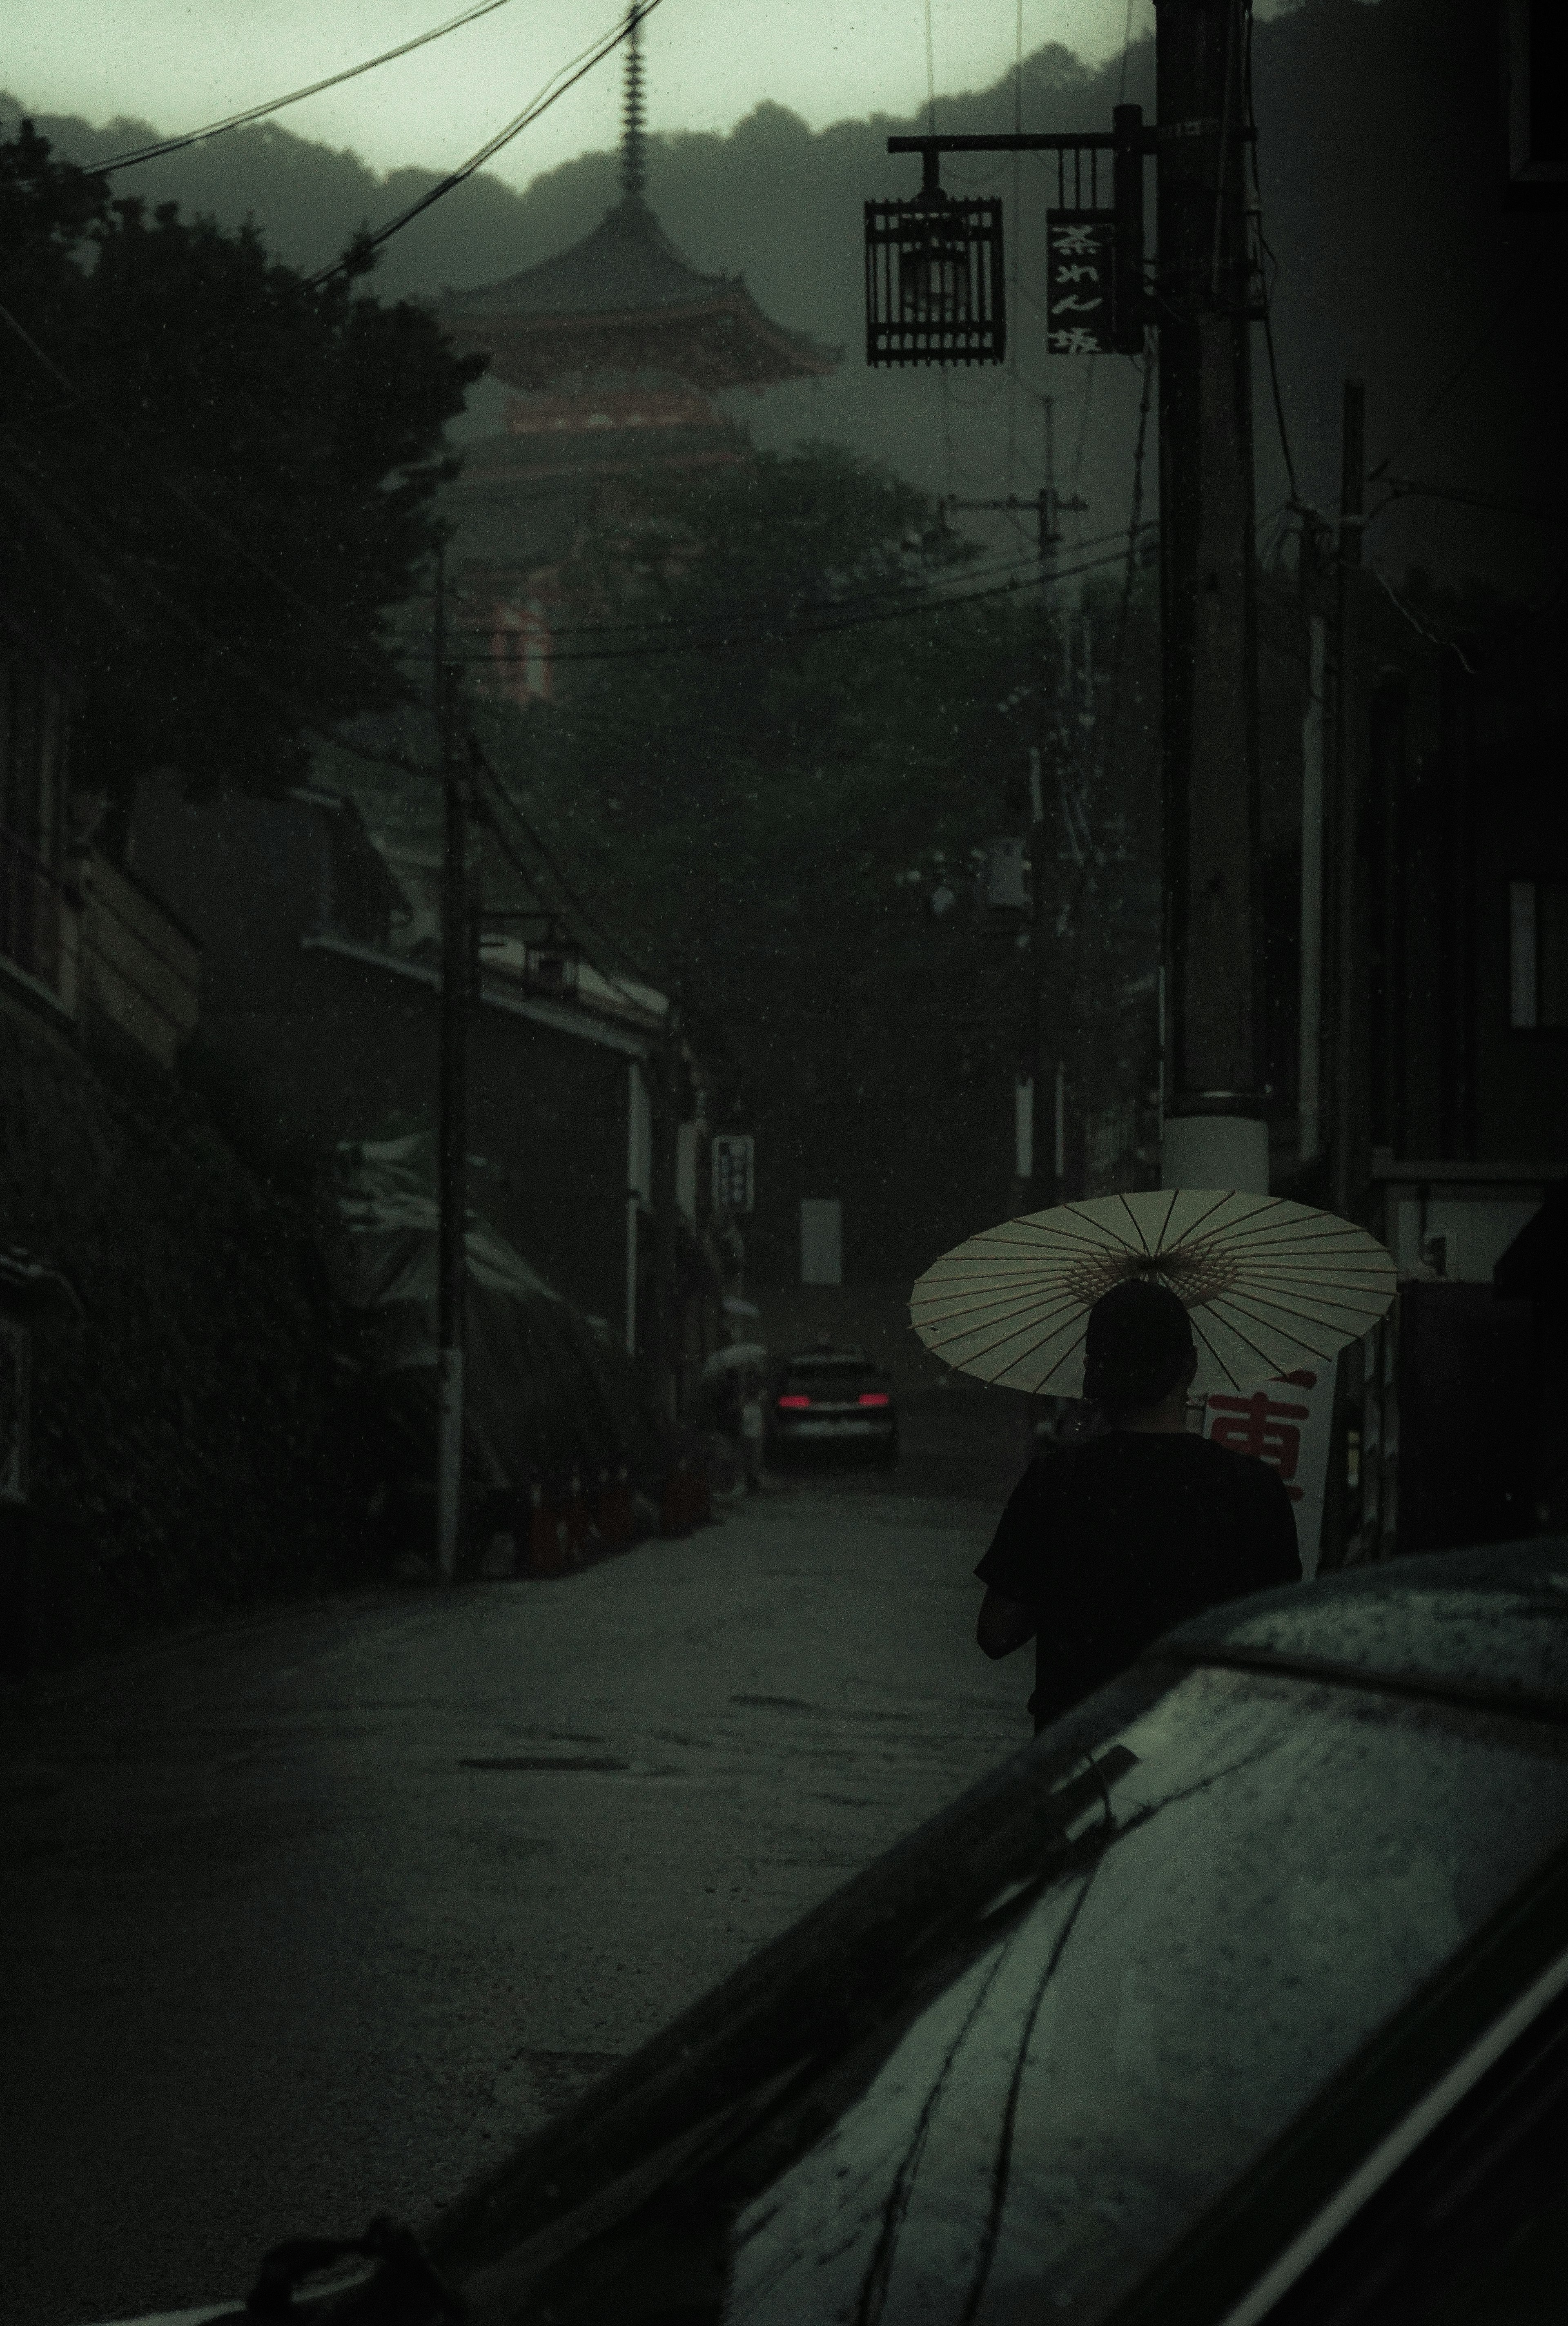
[453,444,1069,1278]
[0,120,484,819]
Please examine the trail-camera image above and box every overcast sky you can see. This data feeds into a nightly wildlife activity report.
[11,1,1157,185]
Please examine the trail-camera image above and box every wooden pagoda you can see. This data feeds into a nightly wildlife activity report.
[437,7,837,703]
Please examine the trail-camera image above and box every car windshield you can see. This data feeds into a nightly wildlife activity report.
[783,1357,877,1382]
[428,1665,1568,2326]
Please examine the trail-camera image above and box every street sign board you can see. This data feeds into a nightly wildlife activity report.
[1045,212,1118,354]
[712,1134,755,1215]
[801,1199,843,1287]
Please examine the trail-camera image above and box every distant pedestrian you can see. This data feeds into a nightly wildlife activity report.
[974,1278,1301,1731]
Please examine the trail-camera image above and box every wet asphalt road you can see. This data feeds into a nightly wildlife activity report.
[1,1382,1035,2325]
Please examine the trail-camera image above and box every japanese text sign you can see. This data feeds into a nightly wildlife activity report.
[712,1134,755,1216]
[1200,1366,1336,1580]
[1046,213,1117,355]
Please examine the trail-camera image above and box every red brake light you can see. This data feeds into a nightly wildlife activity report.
[858,1391,891,1406]
[777,1393,811,1410]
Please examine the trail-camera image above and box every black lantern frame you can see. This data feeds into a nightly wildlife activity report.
[864,193,1006,367]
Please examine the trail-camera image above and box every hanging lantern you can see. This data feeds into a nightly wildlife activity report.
[864,192,1006,366]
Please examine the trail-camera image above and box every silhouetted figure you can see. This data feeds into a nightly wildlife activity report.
[975,1279,1300,1731]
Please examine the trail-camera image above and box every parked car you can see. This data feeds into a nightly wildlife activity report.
[89,1536,1568,2326]
[766,1339,898,1466]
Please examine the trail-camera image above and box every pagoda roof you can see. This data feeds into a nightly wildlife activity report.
[438,197,837,395]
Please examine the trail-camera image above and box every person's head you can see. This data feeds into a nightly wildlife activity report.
[1082,1279,1198,1430]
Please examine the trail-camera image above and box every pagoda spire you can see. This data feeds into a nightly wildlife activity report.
[620,5,647,203]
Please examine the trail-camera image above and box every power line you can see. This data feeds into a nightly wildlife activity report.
[1242,0,1300,508]
[1366,288,1516,483]
[1004,0,1023,508]
[465,733,652,987]
[429,540,1152,668]
[437,523,1160,641]
[1096,342,1156,789]
[923,0,938,134]
[1117,0,1138,104]
[307,0,667,283]
[1067,356,1096,553]
[88,0,523,173]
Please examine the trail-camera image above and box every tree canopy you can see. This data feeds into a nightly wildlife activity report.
[0,120,483,811]
[342,443,1165,1279]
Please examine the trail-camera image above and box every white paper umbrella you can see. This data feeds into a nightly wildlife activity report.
[700,1341,768,1381]
[910,1190,1397,1398]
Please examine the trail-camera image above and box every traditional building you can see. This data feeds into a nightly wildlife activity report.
[434,7,836,705]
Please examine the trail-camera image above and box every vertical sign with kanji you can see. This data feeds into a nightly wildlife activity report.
[1046,213,1117,354]
[1200,1366,1336,1580]
[711,1134,755,1215]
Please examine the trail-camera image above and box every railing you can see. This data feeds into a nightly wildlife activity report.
[0,821,70,1004]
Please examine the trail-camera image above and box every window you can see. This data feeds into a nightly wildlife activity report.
[1509,880,1568,1028]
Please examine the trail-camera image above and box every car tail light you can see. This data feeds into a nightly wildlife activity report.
[858,1391,891,1407]
[777,1393,811,1410]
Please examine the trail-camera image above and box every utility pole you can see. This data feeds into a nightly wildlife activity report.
[945,450,1087,1218]
[872,11,1270,1201]
[1329,377,1365,1218]
[434,548,468,1584]
[648,1013,683,1426]
[1154,0,1267,1194]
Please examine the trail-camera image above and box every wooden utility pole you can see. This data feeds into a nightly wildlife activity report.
[648,1015,682,1424]
[872,13,1270,1201]
[1154,0,1267,1194]
[434,551,468,1584]
[1329,377,1365,1218]
[945,446,1086,1218]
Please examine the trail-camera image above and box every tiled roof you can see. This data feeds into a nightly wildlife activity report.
[438,198,836,390]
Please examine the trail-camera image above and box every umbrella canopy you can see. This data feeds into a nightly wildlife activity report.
[700,1341,768,1381]
[911,1190,1398,1398]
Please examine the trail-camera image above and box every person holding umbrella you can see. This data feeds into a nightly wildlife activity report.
[973,1277,1301,1731]
[909,1188,1396,1732]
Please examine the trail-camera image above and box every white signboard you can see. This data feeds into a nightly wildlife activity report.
[800,1198,843,1287]
[1199,1365,1336,1580]
[1045,211,1117,354]
[712,1134,755,1215]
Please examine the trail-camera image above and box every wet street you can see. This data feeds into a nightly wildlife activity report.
[1,1381,1033,2326]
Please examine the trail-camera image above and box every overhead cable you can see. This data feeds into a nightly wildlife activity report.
[1366,288,1517,483]
[306,0,667,284]
[435,522,1161,643]
[433,540,1153,671]
[466,733,652,988]
[88,0,524,173]
[1241,0,1300,507]
[1096,342,1156,791]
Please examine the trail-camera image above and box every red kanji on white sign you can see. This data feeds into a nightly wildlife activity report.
[1200,1366,1335,1580]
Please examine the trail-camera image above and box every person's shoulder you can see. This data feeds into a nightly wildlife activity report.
[1194,1436,1291,1495]
[1020,1442,1079,1492]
